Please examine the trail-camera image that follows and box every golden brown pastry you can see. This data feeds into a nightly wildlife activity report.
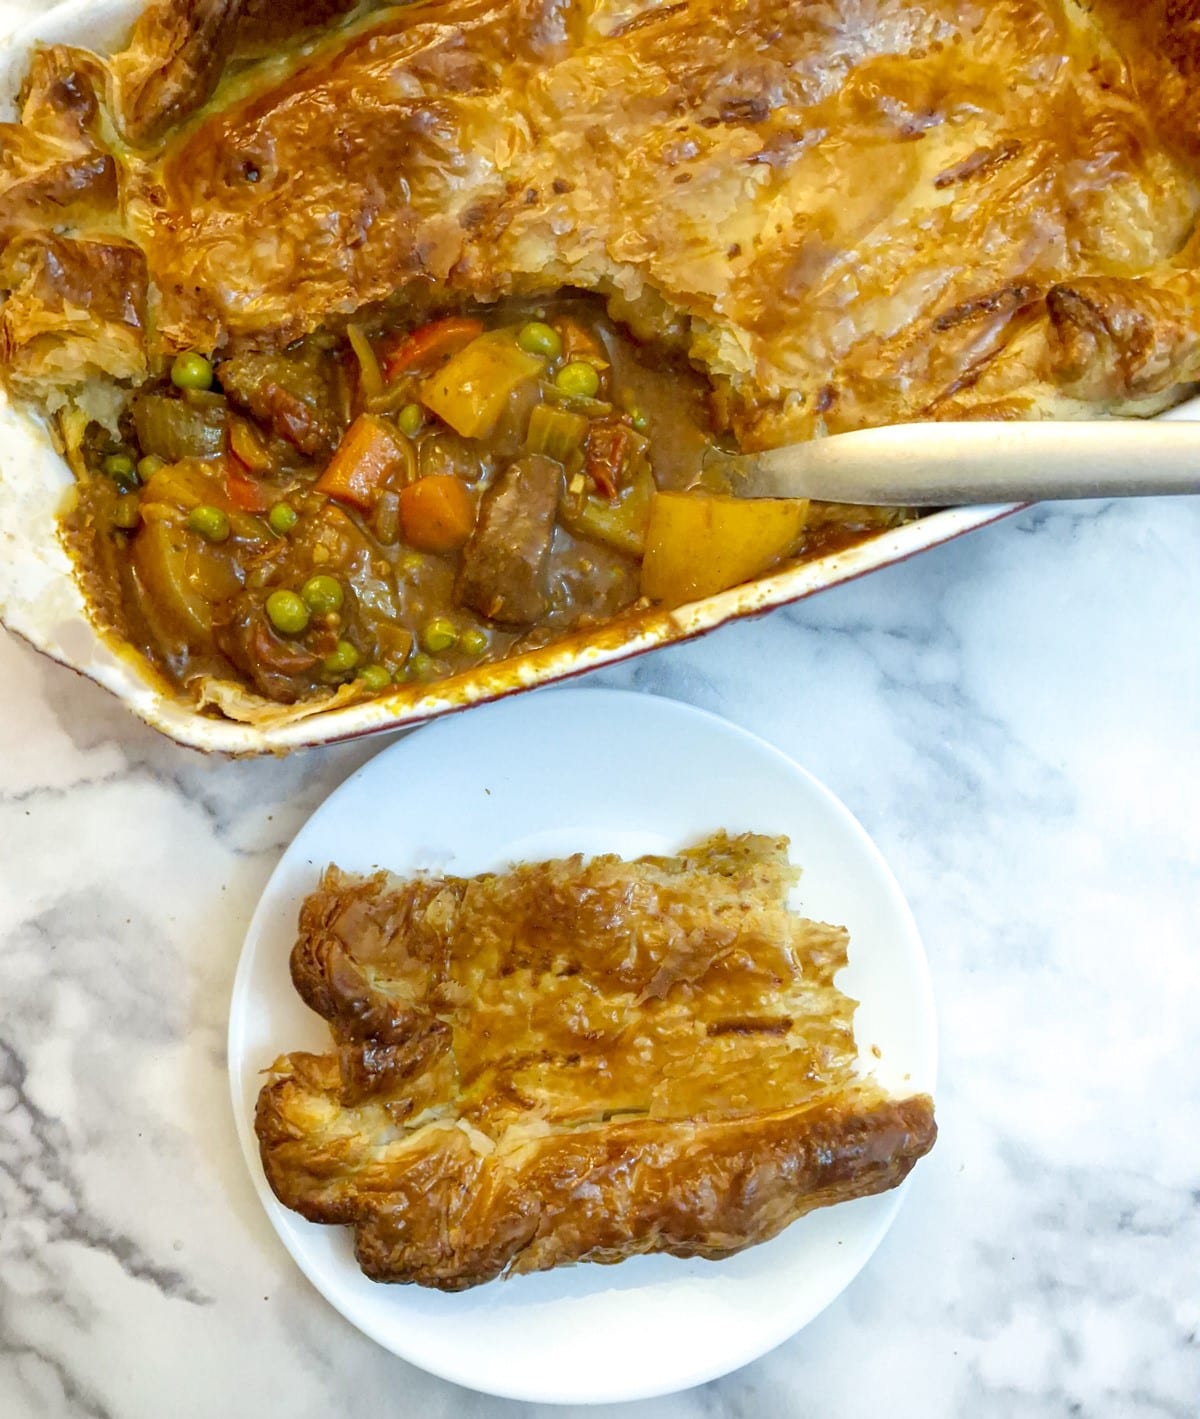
[256,833,936,1289]
[4,0,1200,444]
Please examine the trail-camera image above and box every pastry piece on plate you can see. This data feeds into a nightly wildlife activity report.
[256,832,936,1290]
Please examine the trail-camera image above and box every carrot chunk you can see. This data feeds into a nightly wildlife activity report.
[226,466,271,512]
[381,317,485,381]
[228,415,274,474]
[314,414,406,509]
[399,474,476,553]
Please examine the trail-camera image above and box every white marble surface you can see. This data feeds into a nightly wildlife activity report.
[2,4,1200,1416]
[3,493,1199,1419]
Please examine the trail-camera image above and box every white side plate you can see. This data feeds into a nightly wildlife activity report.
[227,687,938,1403]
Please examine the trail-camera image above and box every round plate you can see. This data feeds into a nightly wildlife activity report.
[228,687,936,1404]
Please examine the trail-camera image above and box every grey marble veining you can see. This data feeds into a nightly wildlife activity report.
[3,492,1198,1419]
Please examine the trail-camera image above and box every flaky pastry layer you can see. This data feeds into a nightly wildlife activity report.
[256,833,936,1288]
[4,0,1200,443]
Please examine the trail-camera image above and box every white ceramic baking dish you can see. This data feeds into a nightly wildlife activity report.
[0,0,1189,754]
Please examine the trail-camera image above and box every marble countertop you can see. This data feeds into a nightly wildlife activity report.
[1,6,1199,1417]
[4,494,1198,1419]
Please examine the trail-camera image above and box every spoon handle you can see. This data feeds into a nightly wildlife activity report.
[725,420,1200,505]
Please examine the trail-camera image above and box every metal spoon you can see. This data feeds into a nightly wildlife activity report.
[709,420,1200,505]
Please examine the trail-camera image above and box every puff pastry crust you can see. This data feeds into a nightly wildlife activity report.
[3,0,1200,445]
[255,833,936,1289]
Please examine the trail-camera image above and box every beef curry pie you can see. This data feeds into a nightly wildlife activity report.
[2,0,1199,719]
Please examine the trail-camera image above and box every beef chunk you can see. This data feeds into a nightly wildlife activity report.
[454,455,560,624]
[215,607,320,703]
[217,344,341,458]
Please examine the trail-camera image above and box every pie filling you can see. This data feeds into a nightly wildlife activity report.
[62,297,901,704]
[2,0,1199,715]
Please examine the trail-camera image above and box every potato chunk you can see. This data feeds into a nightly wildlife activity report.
[640,492,809,605]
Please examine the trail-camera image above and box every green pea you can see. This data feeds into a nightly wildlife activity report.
[555,360,600,399]
[111,494,141,530]
[102,453,138,489]
[268,501,298,535]
[187,504,230,542]
[323,639,360,677]
[629,408,649,433]
[137,454,166,482]
[265,589,310,635]
[358,664,391,691]
[517,321,562,360]
[170,351,214,391]
[397,403,424,438]
[408,652,436,681]
[460,627,488,656]
[422,616,458,653]
[301,574,344,614]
